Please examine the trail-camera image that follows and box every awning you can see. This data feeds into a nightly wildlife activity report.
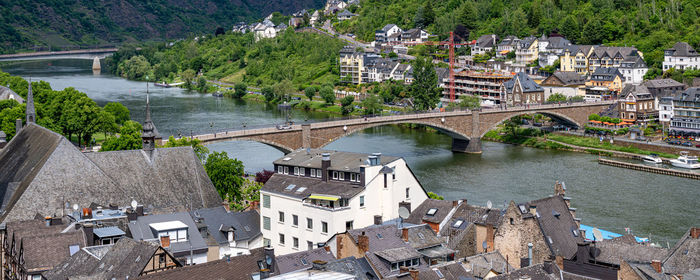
[308,194,340,201]
[500,50,510,55]
[589,120,602,123]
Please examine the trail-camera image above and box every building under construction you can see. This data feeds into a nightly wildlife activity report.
[442,69,514,103]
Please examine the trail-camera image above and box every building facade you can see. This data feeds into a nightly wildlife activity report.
[339,46,365,84]
[502,72,545,106]
[260,149,428,255]
[444,69,513,103]
[619,84,657,124]
[670,87,700,136]
[663,42,700,71]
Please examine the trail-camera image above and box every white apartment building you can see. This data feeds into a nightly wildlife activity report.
[259,149,428,255]
[619,57,649,85]
[663,42,700,71]
[659,96,674,124]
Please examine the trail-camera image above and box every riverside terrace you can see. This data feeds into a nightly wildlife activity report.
[167,101,614,154]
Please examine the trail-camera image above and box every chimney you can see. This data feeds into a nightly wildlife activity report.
[486,224,495,252]
[452,200,458,208]
[336,235,344,259]
[126,208,138,221]
[576,242,590,264]
[554,181,565,196]
[527,243,533,266]
[312,260,328,271]
[83,223,94,246]
[324,245,330,252]
[264,246,276,273]
[374,215,382,225]
[15,119,22,133]
[160,236,171,248]
[81,208,92,219]
[651,260,662,273]
[109,203,118,210]
[358,231,369,253]
[402,228,409,242]
[691,227,700,239]
[0,130,6,149]
[321,153,331,182]
[136,205,144,216]
[555,255,564,270]
[44,216,51,227]
[359,166,366,186]
[543,258,554,274]
[409,268,419,280]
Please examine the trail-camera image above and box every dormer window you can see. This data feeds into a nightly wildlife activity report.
[150,221,188,243]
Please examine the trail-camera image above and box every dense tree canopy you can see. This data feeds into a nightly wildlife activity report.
[410,56,441,110]
[204,151,246,204]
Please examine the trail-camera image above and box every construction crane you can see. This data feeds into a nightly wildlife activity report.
[387,32,471,103]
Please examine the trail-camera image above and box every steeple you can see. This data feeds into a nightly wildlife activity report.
[26,79,35,124]
[141,93,159,152]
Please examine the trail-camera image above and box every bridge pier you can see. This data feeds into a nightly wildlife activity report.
[452,138,482,154]
[92,57,101,70]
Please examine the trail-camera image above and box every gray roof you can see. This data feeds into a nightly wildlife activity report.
[644,78,686,89]
[262,173,365,199]
[590,46,639,60]
[498,36,520,46]
[385,262,474,280]
[0,86,23,103]
[547,71,586,86]
[672,87,700,103]
[276,247,336,274]
[662,227,700,275]
[594,240,669,266]
[545,37,572,50]
[191,207,260,245]
[325,256,378,280]
[440,203,503,236]
[93,226,126,238]
[528,195,584,260]
[21,230,87,273]
[620,56,648,69]
[590,67,623,81]
[404,199,455,225]
[666,42,698,57]
[0,123,222,222]
[504,72,543,93]
[520,36,538,48]
[44,238,169,280]
[337,9,356,17]
[381,24,398,32]
[476,34,498,48]
[375,247,422,262]
[407,224,443,250]
[347,224,427,278]
[622,84,653,100]
[273,149,399,173]
[463,251,513,278]
[127,211,208,256]
[490,263,559,280]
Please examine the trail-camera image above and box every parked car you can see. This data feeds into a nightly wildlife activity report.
[276,124,292,130]
[681,142,693,147]
[636,136,647,141]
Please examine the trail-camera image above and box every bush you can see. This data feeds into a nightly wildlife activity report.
[233,83,247,98]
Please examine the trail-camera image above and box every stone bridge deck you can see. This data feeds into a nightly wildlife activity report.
[175,101,614,154]
[0,48,117,61]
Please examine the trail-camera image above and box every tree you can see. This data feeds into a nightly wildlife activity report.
[182,69,196,89]
[197,76,208,93]
[458,1,479,29]
[215,27,225,36]
[104,102,130,125]
[118,55,152,80]
[547,93,567,102]
[454,24,469,41]
[409,56,440,111]
[233,83,248,98]
[255,169,275,183]
[559,15,580,43]
[204,151,245,203]
[588,113,601,121]
[319,86,335,105]
[262,86,276,103]
[100,120,143,151]
[273,79,294,102]
[304,86,317,101]
[582,19,604,44]
[340,95,355,115]
[361,94,382,115]
[388,52,398,59]
[427,192,444,200]
[458,95,481,109]
[161,135,210,162]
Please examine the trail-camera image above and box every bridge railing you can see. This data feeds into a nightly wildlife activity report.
[179,99,615,139]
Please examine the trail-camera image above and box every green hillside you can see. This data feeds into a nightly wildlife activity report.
[335,0,700,69]
[0,0,325,54]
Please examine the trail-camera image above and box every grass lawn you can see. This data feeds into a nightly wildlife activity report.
[546,134,677,158]
[220,69,246,84]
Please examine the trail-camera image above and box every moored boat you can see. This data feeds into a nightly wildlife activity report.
[670,151,700,169]
[641,154,662,164]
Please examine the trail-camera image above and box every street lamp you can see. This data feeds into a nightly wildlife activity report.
[343,125,347,133]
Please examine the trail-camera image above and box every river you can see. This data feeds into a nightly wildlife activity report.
[3,59,697,246]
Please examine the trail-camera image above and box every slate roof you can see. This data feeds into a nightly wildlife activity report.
[662,228,700,275]
[134,247,275,280]
[624,261,671,280]
[666,42,698,57]
[276,247,335,274]
[0,123,222,222]
[462,251,513,278]
[672,87,700,103]
[0,86,23,103]
[545,71,586,86]
[621,84,653,100]
[324,256,378,280]
[545,37,572,50]
[590,46,639,60]
[191,207,260,245]
[404,199,455,225]
[127,211,207,256]
[337,9,356,17]
[262,173,365,199]
[375,247,421,262]
[476,34,498,48]
[381,24,398,33]
[644,78,686,89]
[528,195,584,260]
[594,240,669,266]
[44,238,171,280]
[590,67,623,81]
[490,263,559,280]
[504,72,544,93]
[385,262,474,280]
[440,202,502,238]
[620,56,648,69]
[23,230,87,273]
[498,36,520,46]
[273,149,399,173]
[347,224,427,278]
[519,36,538,49]
[406,224,443,250]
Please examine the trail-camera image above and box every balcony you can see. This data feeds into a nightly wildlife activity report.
[302,202,351,212]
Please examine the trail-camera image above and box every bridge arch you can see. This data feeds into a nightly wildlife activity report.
[479,110,583,138]
[318,120,471,149]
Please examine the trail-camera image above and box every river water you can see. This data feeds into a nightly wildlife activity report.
[3,59,697,246]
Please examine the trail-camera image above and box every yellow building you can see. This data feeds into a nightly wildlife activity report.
[585,67,624,93]
[559,45,595,75]
[515,36,539,64]
[339,47,365,84]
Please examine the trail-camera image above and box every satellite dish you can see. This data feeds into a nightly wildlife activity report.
[592,228,603,242]
[486,200,493,209]
[131,200,138,209]
[398,207,410,220]
[265,255,273,265]
[72,204,79,211]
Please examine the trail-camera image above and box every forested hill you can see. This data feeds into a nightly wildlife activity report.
[0,0,324,54]
[336,0,700,69]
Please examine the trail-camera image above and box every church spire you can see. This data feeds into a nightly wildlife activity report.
[26,79,35,124]
[141,93,159,152]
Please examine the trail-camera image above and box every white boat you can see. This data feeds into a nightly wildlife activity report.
[641,154,662,164]
[670,152,700,169]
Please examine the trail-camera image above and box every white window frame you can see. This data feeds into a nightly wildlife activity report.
[284,166,289,174]
[359,196,365,207]
[299,167,305,176]
[322,221,328,233]
[278,166,283,173]
[294,167,299,175]
[317,169,322,178]
[307,218,313,230]
[332,171,338,180]
[311,169,316,177]
[339,172,344,180]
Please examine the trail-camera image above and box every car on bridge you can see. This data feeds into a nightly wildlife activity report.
[276,124,293,130]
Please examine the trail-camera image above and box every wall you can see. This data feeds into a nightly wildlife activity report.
[543,86,582,99]
[618,260,644,280]
[494,203,549,268]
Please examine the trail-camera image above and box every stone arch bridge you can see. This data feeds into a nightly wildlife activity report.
[177,102,613,154]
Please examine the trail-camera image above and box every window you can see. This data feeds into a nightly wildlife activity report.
[317,169,322,178]
[308,241,314,251]
[346,221,354,230]
[277,166,283,173]
[350,173,357,182]
[299,167,305,176]
[426,208,438,216]
[435,269,444,278]
[293,215,298,226]
[453,220,464,228]
[307,218,313,230]
[311,169,316,177]
[293,237,299,248]
[510,218,514,225]
[279,211,285,223]
[359,196,365,207]
[263,216,271,230]
[339,172,344,180]
[322,222,328,233]
[332,171,339,180]
[279,233,285,245]
[405,188,410,199]
[263,195,270,208]
[263,238,271,247]
[294,167,299,175]
[284,166,289,174]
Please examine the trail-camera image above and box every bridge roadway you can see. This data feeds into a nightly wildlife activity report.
[169,101,614,154]
[0,48,117,62]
